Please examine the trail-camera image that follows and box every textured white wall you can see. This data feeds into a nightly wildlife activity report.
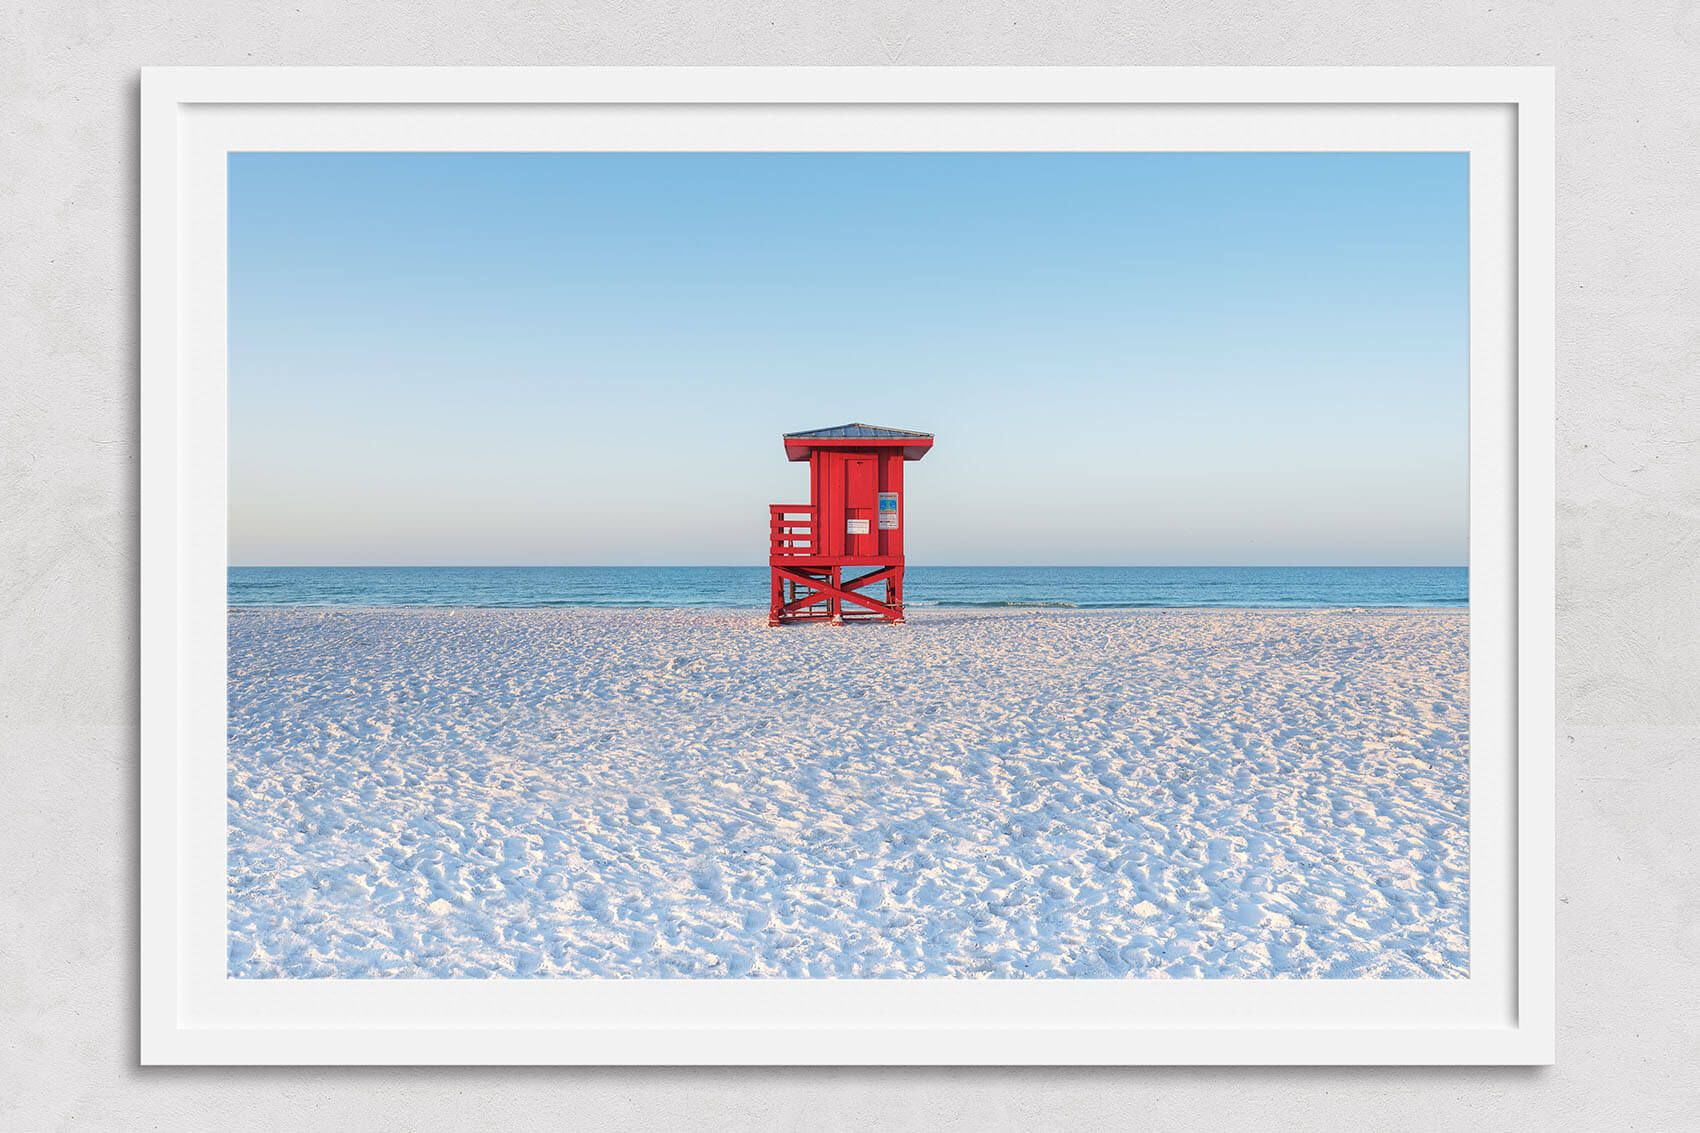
[3,3,1696,1128]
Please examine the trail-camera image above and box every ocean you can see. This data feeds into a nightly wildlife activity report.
[228,565,1467,610]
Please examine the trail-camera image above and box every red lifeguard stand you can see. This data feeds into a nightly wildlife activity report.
[768,423,935,626]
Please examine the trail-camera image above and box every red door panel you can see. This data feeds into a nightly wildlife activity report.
[846,458,875,557]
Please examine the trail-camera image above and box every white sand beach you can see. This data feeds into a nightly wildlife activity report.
[227,607,1469,979]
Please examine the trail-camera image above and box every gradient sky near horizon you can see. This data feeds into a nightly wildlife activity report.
[229,152,1468,567]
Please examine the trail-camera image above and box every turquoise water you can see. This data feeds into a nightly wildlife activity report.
[229,566,1466,610]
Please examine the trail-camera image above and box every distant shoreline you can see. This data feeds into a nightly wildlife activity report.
[229,565,1468,613]
[228,603,1469,613]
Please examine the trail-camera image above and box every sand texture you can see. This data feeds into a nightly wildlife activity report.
[227,607,1469,979]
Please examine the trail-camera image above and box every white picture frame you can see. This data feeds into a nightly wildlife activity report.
[140,66,1555,1065]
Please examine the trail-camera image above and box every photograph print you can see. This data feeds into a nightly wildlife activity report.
[226,151,1469,980]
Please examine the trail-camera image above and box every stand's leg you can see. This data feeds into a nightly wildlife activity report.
[828,566,843,625]
[891,567,904,623]
[769,567,782,626]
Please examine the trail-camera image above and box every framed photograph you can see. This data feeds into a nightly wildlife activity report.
[140,66,1555,1065]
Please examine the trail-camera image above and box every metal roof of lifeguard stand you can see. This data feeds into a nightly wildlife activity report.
[768,423,935,626]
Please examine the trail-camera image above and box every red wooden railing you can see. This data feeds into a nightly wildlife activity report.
[769,504,817,558]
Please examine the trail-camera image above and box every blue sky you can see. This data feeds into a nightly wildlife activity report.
[229,152,1467,566]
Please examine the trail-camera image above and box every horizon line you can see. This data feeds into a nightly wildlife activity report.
[229,563,1470,570]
